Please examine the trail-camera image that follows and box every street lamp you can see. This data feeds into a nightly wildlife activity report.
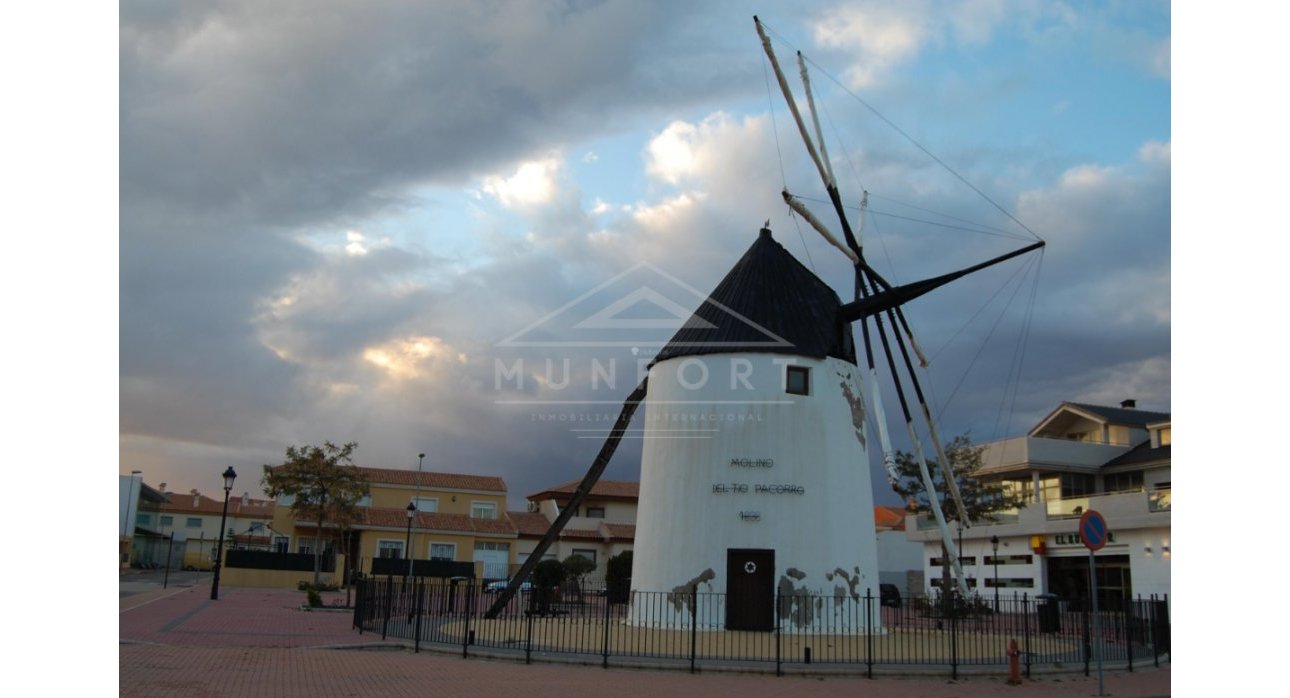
[210,466,237,600]
[991,534,1000,611]
[405,501,417,581]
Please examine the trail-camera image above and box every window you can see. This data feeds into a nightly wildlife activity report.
[1039,473,1094,501]
[186,517,202,528]
[249,521,265,533]
[413,497,438,513]
[377,540,405,559]
[430,543,456,560]
[570,548,598,567]
[296,538,315,555]
[272,536,289,553]
[1104,471,1143,493]
[471,501,498,520]
[160,515,174,526]
[585,506,605,519]
[786,365,810,395]
[136,513,152,525]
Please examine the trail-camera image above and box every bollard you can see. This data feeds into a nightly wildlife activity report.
[1007,638,1022,685]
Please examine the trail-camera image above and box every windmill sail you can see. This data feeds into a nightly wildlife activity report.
[754,15,1044,597]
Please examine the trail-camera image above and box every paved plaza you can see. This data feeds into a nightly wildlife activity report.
[119,576,1170,697]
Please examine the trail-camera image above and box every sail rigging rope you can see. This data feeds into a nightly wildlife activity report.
[761,42,817,272]
[756,19,1045,244]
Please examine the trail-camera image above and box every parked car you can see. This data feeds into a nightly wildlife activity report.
[484,579,533,593]
[879,583,902,608]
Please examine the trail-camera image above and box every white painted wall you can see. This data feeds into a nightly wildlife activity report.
[630,353,881,633]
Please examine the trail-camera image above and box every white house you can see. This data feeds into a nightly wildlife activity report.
[904,400,1171,608]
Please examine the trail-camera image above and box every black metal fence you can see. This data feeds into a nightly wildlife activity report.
[353,578,1169,677]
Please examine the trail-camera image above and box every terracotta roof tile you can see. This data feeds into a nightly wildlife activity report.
[600,522,636,541]
[159,492,276,518]
[873,506,907,531]
[355,507,516,535]
[507,511,553,537]
[528,479,639,502]
[356,466,507,492]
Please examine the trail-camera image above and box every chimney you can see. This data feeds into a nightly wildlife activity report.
[159,482,167,493]
[242,492,250,507]
[1120,399,1136,409]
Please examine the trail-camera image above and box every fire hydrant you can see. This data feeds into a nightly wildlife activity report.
[1006,639,1022,685]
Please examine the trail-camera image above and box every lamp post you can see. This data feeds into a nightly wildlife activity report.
[991,534,1000,611]
[407,452,425,579]
[405,501,416,581]
[210,466,237,600]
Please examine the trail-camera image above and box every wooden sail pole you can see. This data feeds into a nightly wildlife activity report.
[484,379,648,618]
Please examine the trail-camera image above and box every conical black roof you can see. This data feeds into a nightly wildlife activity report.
[652,227,856,366]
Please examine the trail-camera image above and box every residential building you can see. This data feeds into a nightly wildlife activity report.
[509,479,640,581]
[155,488,277,570]
[904,400,1171,607]
[119,473,170,567]
[268,466,518,581]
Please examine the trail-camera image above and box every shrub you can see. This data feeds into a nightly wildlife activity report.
[605,551,632,604]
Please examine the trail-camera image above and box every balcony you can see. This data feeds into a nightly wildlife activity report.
[978,436,1132,474]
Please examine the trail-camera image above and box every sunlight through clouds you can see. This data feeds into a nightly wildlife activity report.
[363,336,467,381]
[481,156,563,209]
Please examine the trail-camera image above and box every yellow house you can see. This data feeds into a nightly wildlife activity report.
[270,466,518,581]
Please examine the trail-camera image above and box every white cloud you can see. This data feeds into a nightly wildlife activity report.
[481,155,563,209]
[811,2,929,89]
[345,230,368,256]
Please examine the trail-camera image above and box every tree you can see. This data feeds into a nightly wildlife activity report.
[531,558,567,614]
[605,550,633,604]
[890,434,1025,604]
[262,441,370,587]
[562,553,596,602]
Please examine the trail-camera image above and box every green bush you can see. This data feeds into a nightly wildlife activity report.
[605,551,632,604]
[306,587,323,607]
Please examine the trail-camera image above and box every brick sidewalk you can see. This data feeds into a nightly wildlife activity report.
[120,585,1170,696]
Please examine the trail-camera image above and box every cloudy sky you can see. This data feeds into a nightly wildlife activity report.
[116,0,1171,507]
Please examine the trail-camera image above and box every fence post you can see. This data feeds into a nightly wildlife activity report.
[525,598,534,665]
[381,577,392,641]
[1149,594,1159,668]
[1022,593,1031,679]
[413,578,424,653]
[469,580,479,655]
[865,587,873,679]
[354,578,364,634]
[602,588,611,669]
[774,593,782,677]
[689,585,697,674]
[950,590,958,681]
[1125,596,1134,672]
[1082,596,1091,677]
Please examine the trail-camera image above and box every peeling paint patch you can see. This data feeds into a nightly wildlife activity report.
[839,379,867,449]
[668,568,715,613]
[831,567,861,601]
[777,571,818,626]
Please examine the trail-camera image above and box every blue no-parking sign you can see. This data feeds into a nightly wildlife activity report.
[1078,509,1108,551]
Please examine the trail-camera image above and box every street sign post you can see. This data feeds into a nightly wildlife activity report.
[1079,509,1108,696]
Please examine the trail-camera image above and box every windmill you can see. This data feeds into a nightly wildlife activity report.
[486,16,1044,622]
